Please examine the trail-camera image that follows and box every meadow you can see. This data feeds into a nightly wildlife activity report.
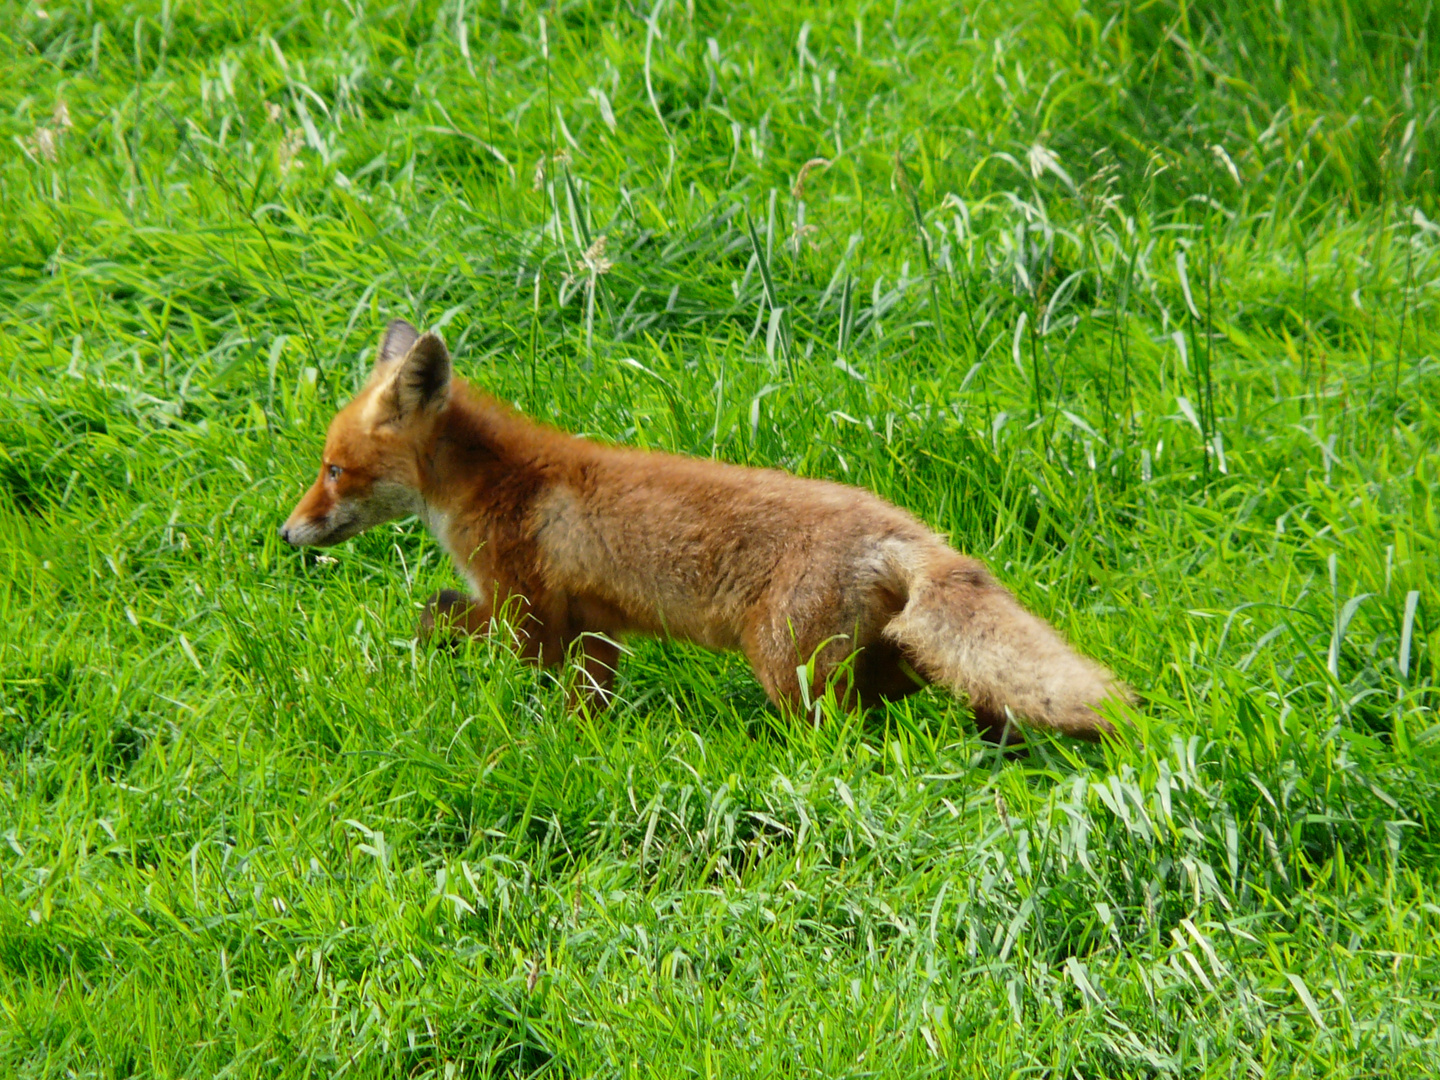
[3,0,1440,1075]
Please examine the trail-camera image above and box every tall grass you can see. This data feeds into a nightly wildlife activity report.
[2,0,1439,1076]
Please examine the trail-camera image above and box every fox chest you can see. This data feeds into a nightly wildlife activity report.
[422,507,486,592]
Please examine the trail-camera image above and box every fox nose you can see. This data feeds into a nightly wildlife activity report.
[278,524,292,545]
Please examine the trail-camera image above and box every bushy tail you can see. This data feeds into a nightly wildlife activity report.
[881,544,1129,741]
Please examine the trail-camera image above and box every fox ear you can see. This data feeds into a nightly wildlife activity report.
[376,332,451,422]
[375,319,420,368]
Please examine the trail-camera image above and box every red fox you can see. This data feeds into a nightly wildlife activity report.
[281,320,1130,741]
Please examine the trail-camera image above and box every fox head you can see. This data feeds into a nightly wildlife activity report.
[280,319,451,547]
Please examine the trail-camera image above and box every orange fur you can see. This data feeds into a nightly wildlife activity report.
[281,320,1132,741]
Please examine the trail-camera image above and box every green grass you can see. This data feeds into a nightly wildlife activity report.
[3,0,1440,1075]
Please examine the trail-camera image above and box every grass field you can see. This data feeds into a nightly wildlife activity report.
[4,0,1440,1075]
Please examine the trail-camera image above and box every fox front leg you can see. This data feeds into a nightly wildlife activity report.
[565,633,621,716]
[418,589,495,648]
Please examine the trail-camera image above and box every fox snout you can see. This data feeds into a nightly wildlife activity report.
[281,471,426,547]
[278,523,344,547]
[280,489,352,547]
[278,518,325,547]
[281,483,421,547]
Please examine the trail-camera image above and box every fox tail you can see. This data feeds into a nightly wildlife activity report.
[880,542,1129,741]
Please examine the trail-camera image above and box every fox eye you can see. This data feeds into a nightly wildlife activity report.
[327,465,343,482]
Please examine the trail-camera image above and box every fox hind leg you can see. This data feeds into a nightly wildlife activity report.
[742,583,918,716]
[851,637,930,709]
[740,570,1034,744]
[968,702,1028,746]
[744,633,927,717]
[740,612,823,715]
[846,634,1025,744]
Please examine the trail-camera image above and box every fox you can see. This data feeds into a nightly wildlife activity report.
[280,319,1131,742]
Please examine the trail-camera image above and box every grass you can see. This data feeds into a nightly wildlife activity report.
[3,0,1440,1075]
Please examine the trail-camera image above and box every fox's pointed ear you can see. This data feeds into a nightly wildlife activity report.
[376,332,451,422]
[375,319,420,368]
